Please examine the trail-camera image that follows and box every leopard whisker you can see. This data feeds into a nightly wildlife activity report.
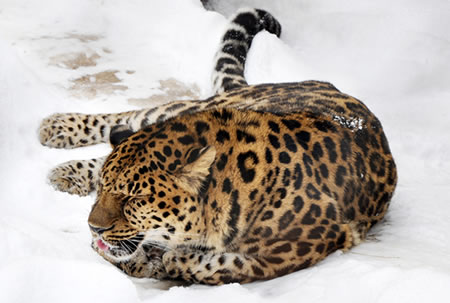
[141,240,172,252]
[120,240,136,255]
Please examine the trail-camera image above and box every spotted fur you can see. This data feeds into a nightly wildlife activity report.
[39,8,397,284]
[212,8,281,93]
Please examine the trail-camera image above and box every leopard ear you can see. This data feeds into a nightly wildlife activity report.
[110,125,134,147]
[175,146,216,195]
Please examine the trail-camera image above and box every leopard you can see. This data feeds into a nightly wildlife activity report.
[39,8,397,284]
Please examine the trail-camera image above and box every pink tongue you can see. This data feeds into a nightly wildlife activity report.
[97,239,109,251]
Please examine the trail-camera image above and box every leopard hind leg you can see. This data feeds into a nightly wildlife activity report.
[39,111,142,149]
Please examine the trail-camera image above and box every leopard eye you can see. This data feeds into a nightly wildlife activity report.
[120,196,132,209]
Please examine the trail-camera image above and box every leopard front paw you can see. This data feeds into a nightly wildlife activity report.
[162,251,184,279]
[48,160,97,196]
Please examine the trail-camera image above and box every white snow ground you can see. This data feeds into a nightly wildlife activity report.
[1,0,449,302]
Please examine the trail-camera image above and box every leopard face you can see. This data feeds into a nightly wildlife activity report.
[88,124,217,271]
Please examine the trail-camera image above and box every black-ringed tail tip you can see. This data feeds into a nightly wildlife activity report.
[212,8,282,94]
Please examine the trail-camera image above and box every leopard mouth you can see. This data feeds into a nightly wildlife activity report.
[93,234,145,260]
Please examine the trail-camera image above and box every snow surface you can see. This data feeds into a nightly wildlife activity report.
[1,0,450,302]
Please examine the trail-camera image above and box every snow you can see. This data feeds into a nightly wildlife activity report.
[332,115,364,131]
[1,0,450,302]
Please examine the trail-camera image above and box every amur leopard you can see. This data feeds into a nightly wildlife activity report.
[39,8,397,284]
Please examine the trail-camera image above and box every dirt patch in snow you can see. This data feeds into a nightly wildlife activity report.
[128,78,200,106]
[70,70,128,98]
[50,52,101,69]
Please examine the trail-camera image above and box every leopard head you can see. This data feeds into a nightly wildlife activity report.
[88,124,216,264]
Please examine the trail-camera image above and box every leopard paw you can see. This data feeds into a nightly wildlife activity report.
[47,159,102,196]
[162,250,183,279]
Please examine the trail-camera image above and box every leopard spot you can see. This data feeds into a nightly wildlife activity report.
[268,121,280,133]
[278,152,291,164]
[284,227,303,240]
[281,119,301,130]
[272,243,292,254]
[251,265,264,276]
[302,154,313,177]
[233,257,244,269]
[283,134,297,152]
[306,183,321,200]
[264,256,284,264]
[177,135,195,145]
[171,122,187,132]
[261,210,274,221]
[293,196,304,213]
[195,121,210,135]
[265,148,273,164]
[237,151,259,183]
[308,226,326,239]
[323,137,337,163]
[293,163,303,190]
[218,255,226,265]
[301,204,321,225]
[216,153,228,171]
[319,164,329,179]
[335,165,347,187]
[261,227,273,238]
[222,178,232,194]
[297,242,313,257]
[326,203,337,220]
[295,131,310,150]
[312,142,324,161]
[314,120,337,133]
[278,210,294,231]
[236,129,256,143]
[269,134,280,149]
[216,129,230,143]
